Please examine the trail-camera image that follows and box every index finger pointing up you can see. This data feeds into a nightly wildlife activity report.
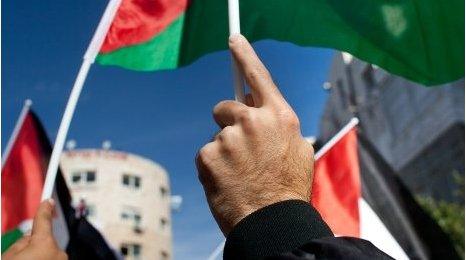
[229,34,283,107]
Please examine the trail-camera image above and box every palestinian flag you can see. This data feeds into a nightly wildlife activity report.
[311,118,460,259]
[1,107,69,252]
[96,0,464,86]
[1,105,117,259]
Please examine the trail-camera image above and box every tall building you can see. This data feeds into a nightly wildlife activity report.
[60,149,172,260]
[319,52,464,203]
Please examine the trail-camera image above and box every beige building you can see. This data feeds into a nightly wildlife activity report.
[60,149,172,260]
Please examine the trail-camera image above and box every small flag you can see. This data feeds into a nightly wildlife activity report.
[96,0,463,86]
[1,108,117,259]
[311,119,460,259]
[1,110,69,252]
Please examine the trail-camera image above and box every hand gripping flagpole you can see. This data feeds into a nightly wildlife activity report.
[41,0,122,200]
[228,0,246,103]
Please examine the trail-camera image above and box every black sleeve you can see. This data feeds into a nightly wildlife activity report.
[223,200,393,260]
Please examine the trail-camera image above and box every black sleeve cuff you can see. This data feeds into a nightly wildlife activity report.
[224,200,334,260]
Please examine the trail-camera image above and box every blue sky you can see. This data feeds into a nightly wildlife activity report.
[2,0,333,258]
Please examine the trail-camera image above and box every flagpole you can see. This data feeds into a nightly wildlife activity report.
[228,0,245,103]
[1,99,33,168]
[315,117,359,160]
[41,0,122,201]
[206,240,225,260]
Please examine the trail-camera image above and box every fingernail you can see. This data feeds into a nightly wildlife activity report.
[47,198,55,207]
[229,34,242,44]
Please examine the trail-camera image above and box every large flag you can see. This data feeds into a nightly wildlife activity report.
[1,107,117,259]
[311,118,460,259]
[96,0,463,86]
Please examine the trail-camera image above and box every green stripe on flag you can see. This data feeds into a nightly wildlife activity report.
[96,14,185,71]
[2,229,23,253]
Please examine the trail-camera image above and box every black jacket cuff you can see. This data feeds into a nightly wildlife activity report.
[224,200,333,259]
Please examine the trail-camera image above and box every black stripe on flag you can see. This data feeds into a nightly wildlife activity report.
[357,132,460,260]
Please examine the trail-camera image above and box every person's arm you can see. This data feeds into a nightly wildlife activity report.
[224,200,333,259]
[196,34,392,259]
[224,200,393,259]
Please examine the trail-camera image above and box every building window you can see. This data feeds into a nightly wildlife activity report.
[134,214,141,225]
[121,208,142,226]
[120,244,141,258]
[86,172,96,182]
[161,250,169,260]
[71,170,96,185]
[86,204,95,217]
[160,217,168,231]
[123,175,130,185]
[122,174,141,189]
[160,186,168,198]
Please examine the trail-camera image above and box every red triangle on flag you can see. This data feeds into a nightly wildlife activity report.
[311,126,361,237]
[2,112,48,233]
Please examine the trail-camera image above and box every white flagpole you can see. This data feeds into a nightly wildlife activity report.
[41,0,122,201]
[314,117,359,160]
[206,240,225,260]
[1,99,33,168]
[228,0,245,103]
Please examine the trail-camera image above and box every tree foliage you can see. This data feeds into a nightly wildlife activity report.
[416,173,465,259]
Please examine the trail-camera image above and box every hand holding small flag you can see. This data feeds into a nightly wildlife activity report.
[2,200,67,260]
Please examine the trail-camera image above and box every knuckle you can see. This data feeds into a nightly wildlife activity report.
[221,126,234,136]
[198,145,213,164]
[279,109,300,130]
[218,127,237,153]
[237,109,253,124]
[288,114,300,129]
[216,126,233,143]
[246,66,269,83]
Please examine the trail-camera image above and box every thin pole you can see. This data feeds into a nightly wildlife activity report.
[314,117,359,160]
[228,0,245,103]
[41,0,122,201]
[206,240,225,260]
[2,99,33,168]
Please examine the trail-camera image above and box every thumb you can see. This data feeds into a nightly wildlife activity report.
[31,199,55,238]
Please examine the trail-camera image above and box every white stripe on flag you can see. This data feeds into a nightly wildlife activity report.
[52,191,69,249]
[359,198,409,260]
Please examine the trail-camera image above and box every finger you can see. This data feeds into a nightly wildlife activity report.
[196,142,221,187]
[213,100,250,128]
[4,235,32,254]
[229,34,283,107]
[31,199,55,238]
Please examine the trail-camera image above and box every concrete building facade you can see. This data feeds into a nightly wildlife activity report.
[319,52,464,202]
[60,149,172,260]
